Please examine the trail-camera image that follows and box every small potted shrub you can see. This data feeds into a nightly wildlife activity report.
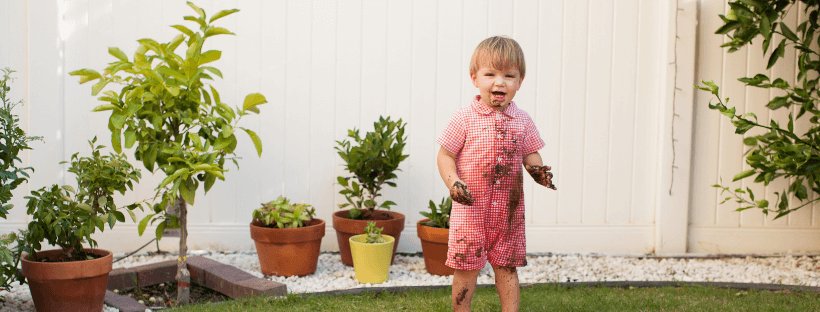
[249,196,325,276]
[333,116,408,266]
[19,138,141,312]
[417,197,454,276]
[0,67,40,291]
[349,222,394,284]
[70,2,267,303]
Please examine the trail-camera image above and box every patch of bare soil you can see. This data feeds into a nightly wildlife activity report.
[117,282,229,309]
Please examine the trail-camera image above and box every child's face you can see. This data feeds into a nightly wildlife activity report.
[471,65,522,110]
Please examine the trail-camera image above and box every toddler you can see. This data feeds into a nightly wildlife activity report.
[436,36,556,312]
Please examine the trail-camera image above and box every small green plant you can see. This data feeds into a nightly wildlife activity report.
[335,116,408,220]
[420,197,451,229]
[22,138,142,262]
[0,67,41,290]
[252,196,316,229]
[363,222,385,244]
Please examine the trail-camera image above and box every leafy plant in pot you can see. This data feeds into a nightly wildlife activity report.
[20,138,142,312]
[70,2,267,304]
[333,116,408,266]
[0,67,41,292]
[250,196,325,276]
[349,222,395,284]
[417,197,454,276]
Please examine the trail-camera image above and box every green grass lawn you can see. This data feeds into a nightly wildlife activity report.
[169,284,820,312]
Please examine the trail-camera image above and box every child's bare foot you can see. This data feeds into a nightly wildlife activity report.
[525,165,557,190]
[450,181,474,205]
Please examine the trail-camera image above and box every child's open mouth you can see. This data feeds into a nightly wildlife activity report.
[491,91,506,102]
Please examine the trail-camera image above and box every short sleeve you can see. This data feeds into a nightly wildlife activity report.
[437,110,466,155]
[521,115,545,155]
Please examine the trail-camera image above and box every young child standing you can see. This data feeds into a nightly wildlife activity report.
[437,36,556,312]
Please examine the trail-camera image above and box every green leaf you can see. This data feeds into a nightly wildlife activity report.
[779,22,799,42]
[110,112,127,130]
[111,129,122,154]
[209,9,239,23]
[171,24,195,37]
[124,129,137,148]
[240,128,263,156]
[91,79,109,96]
[732,169,756,182]
[186,1,206,19]
[199,50,221,65]
[155,221,166,240]
[138,214,153,236]
[204,27,235,38]
[92,104,118,112]
[242,93,267,113]
[767,40,786,69]
[179,179,196,205]
[108,47,128,62]
[69,69,101,84]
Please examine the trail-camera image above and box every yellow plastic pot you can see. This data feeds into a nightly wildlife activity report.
[349,234,395,284]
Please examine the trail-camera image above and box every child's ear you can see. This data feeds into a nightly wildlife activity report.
[470,73,478,87]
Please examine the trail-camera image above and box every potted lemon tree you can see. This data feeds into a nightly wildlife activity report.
[19,139,142,312]
[250,196,325,276]
[349,222,394,284]
[417,197,454,276]
[333,116,408,266]
[70,2,267,304]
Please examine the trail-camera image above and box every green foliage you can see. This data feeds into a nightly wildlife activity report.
[69,2,267,238]
[699,0,820,218]
[21,138,142,261]
[0,68,40,290]
[335,116,408,219]
[420,197,451,229]
[0,68,41,219]
[252,196,316,229]
[363,221,385,244]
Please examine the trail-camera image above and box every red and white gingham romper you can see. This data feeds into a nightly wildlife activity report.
[438,96,544,270]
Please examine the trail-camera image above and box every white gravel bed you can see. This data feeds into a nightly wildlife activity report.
[1,251,818,311]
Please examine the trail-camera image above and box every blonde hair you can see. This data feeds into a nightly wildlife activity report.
[469,36,526,78]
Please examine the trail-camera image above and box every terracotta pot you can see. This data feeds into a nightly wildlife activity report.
[417,219,455,276]
[332,210,405,266]
[21,248,112,312]
[250,218,326,276]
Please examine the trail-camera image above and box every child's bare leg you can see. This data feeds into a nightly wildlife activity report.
[491,265,520,312]
[452,269,480,311]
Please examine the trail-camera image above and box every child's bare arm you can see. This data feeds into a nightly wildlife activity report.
[437,147,474,205]
[523,152,557,190]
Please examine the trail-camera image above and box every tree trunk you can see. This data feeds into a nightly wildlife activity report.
[175,197,190,304]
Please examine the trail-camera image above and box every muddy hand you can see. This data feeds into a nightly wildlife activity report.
[526,165,557,190]
[450,181,474,205]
